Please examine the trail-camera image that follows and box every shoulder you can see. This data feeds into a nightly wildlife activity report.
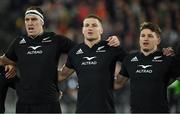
[10,35,26,46]
[127,51,140,58]
[53,33,70,41]
[155,51,172,59]
[100,40,123,51]
[151,51,174,64]
[123,51,140,62]
[42,32,68,41]
[68,43,84,55]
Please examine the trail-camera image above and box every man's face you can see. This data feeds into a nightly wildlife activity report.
[82,18,103,41]
[25,15,43,37]
[139,29,160,52]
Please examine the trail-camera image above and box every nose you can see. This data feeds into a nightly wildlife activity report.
[26,19,33,25]
[87,28,93,31]
[143,36,149,41]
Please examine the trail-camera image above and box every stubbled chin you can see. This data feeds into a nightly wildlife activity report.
[28,33,36,36]
[143,49,150,52]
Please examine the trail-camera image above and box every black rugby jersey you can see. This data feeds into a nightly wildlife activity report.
[5,32,75,104]
[66,40,127,113]
[175,44,180,71]
[120,51,180,113]
[0,66,18,113]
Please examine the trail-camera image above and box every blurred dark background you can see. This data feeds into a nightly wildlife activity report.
[0,0,179,113]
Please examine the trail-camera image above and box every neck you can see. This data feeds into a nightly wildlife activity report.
[84,37,101,48]
[141,47,158,56]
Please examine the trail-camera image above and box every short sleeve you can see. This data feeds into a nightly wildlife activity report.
[113,46,127,62]
[65,52,75,69]
[119,57,129,78]
[56,35,76,54]
[170,56,180,78]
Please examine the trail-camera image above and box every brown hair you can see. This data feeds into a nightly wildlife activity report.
[140,22,161,38]
[84,14,102,24]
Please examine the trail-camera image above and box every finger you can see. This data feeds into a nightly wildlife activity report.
[107,38,115,45]
[5,66,9,72]
[6,72,15,79]
[108,42,117,47]
[106,36,112,42]
[5,71,12,78]
[5,69,15,78]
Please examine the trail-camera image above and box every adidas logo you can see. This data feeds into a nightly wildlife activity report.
[19,38,26,44]
[76,48,83,54]
[131,56,138,62]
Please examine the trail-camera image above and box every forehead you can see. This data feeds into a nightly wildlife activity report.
[140,28,155,34]
[83,18,100,24]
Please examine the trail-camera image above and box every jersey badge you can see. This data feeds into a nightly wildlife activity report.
[96,46,106,52]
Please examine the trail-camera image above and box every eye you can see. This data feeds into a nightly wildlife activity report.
[141,34,145,37]
[92,23,98,27]
[84,24,89,27]
[31,18,38,21]
[148,34,154,38]
[25,18,29,21]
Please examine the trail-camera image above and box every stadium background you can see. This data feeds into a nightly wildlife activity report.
[0,0,179,113]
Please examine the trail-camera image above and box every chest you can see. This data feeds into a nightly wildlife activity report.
[15,39,59,63]
[72,46,117,71]
[126,55,171,80]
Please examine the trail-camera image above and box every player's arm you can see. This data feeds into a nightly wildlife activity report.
[0,55,15,65]
[114,56,129,90]
[114,74,129,90]
[58,65,75,82]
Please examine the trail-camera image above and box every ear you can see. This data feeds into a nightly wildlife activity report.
[41,21,44,26]
[82,27,85,34]
[100,27,103,34]
[157,37,161,45]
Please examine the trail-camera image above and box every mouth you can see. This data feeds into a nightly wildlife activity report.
[87,31,93,35]
[143,42,149,47]
[28,27,34,31]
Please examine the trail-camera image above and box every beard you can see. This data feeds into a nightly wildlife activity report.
[142,49,150,52]
[86,37,97,41]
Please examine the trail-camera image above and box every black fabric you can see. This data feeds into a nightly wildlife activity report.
[66,41,127,113]
[120,51,180,113]
[16,101,61,113]
[174,44,180,76]
[5,32,75,112]
[0,66,18,113]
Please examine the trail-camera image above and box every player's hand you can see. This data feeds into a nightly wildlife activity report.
[106,36,120,47]
[5,65,16,79]
[163,47,175,56]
